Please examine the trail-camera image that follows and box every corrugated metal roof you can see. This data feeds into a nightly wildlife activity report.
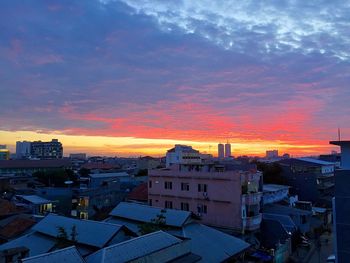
[89,172,129,179]
[0,232,56,257]
[263,213,297,233]
[264,204,312,216]
[180,223,250,262]
[86,231,182,263]
[263,184,290,192]
[109,202,191,227]
[22,246,85,263]
[297,157,335,166]
[32,214,124,248]
[17,195,52,205]
[104,217,140,234]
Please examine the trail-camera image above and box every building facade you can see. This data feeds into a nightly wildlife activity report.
[266,150,279,159]
[16,141,31,159]
[218,144,224,159]
[225,143,231,158]
[165,145,201,168]
[148,163,263,232]
[30,139,63,159]
[0,146,10,161]
[279,158,335,206]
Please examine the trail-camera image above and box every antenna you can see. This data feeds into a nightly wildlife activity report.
[338,128,341,141]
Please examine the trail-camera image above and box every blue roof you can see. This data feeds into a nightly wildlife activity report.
[32,214,125,248]
[263,213,297,233]
[86,231,182,263]
[180,223,250,262]
[16,195,52,205]
[297,158,335,166]
[0,232,56,257]
[22,246,85,263]
[109,202,192,227]
[264,204,312,216]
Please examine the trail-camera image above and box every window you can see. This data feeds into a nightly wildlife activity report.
[165,181,173,189]
[181,182,190,191]
[149,180,152,188]
[198,183,207,192]
[165,200,173,209]
[197,204,207,214]
[181,202,190,211]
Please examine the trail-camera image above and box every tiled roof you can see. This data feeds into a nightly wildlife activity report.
[32,214,125,248]
[0,199,25,216]
[81,163,117,170]
[109,202,192,228]
[86,231,182,263]
[22,246,85,263]
[0,217,36,239]
[126,183,148,202]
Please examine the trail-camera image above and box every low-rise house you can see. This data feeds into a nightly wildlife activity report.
[0,215,36,244]
[86,231,200,263]
[22,246,85,263]
[0,214,135,259]
[263,204,312,234]
[14,195,53,215]
[263,184,290,205]
[105,202,250,262]
[125,183,148,204]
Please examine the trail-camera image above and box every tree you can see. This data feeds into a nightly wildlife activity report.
[256,162,287,185]
[34,169,77,187]
[55,225,78,249]
[138,209,167,235]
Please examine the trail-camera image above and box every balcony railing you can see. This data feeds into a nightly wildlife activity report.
[243,213,262,231]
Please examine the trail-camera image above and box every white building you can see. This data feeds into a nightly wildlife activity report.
[166,145,201,167]
[16,141,31,159]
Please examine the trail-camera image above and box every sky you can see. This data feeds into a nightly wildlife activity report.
[0,0,349,157]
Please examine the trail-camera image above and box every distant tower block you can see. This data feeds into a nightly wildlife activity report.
[218,144,224,159]
[225,143,231,157]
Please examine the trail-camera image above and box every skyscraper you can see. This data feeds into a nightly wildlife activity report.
[16,141,31,159]
[225,143,231,158]
[218,144,224,159]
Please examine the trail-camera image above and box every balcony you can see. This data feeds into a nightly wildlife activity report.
[242,192,262,205]
[243,213,262,231]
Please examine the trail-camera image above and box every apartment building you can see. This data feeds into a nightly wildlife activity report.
[148,162,263,233]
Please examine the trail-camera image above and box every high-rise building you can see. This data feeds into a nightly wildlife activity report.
[0,145,10,160]
[30,139,63,159]
[166,145,201,168]
[16,141,32,159]
[225,143,231,157]
[330,140,350,263]
[218,144,224,159]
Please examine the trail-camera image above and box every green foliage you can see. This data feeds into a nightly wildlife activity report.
[256,162,287,185]
[138,209,167,235]
[34,169,77,187]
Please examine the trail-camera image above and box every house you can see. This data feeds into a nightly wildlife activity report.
[86,231,200,263]
[14,195,53,215]
[263,204,312,234]
[126,183,148,204]
[0,214,135,259]
[105,202,250,262]
[0,215,36,244]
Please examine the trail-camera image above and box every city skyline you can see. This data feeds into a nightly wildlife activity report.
[1,1,349,156]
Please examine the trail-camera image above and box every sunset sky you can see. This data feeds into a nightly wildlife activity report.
[1,1,349,157]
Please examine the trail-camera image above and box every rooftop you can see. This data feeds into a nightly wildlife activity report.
[89,172,129,179]
[0,199,27,216]
[0,216,36,240]
[86,231,183,263]
[263,184,290,193]
[330,140,350,146]
[0,159,71,169]
[22,246,85,263]
[109,202,192,228]
[32,214,127,248]
[297,157,335,166]
[126,183,148,202]
[16,195,52,205]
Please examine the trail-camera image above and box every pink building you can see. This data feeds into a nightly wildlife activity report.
[148,163,263,233]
